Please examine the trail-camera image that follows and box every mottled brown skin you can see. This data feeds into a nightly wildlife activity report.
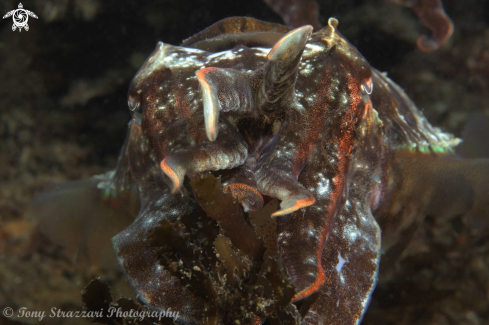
[108,16,488,325]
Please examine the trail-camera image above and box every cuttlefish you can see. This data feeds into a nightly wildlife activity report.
[41,16,489,325]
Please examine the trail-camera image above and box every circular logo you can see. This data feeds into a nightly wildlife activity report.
[13,10,28,28]
[3,307,14,317]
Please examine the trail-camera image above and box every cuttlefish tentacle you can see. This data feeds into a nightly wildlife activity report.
[160,118,248,193]
[275,18,375,301]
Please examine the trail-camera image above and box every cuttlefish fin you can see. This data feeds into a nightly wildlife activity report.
[34,174,139,270]
[376,150,489,273]
[424,157,489,226]
[457,111,489,159]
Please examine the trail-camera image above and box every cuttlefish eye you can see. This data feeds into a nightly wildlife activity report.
[128,92,142,125]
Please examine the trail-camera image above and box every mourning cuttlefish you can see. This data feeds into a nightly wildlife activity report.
[101,17,489,325]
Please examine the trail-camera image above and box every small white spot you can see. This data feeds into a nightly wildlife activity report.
[336,253,347,273]
[305,43,324,53]
[316,174,330,196]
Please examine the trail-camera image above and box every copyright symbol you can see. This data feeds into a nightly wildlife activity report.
[3,307,13,317]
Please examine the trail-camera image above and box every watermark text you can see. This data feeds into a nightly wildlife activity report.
[3,306,180,321]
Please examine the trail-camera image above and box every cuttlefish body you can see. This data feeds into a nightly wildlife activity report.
[105,17,489,325]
